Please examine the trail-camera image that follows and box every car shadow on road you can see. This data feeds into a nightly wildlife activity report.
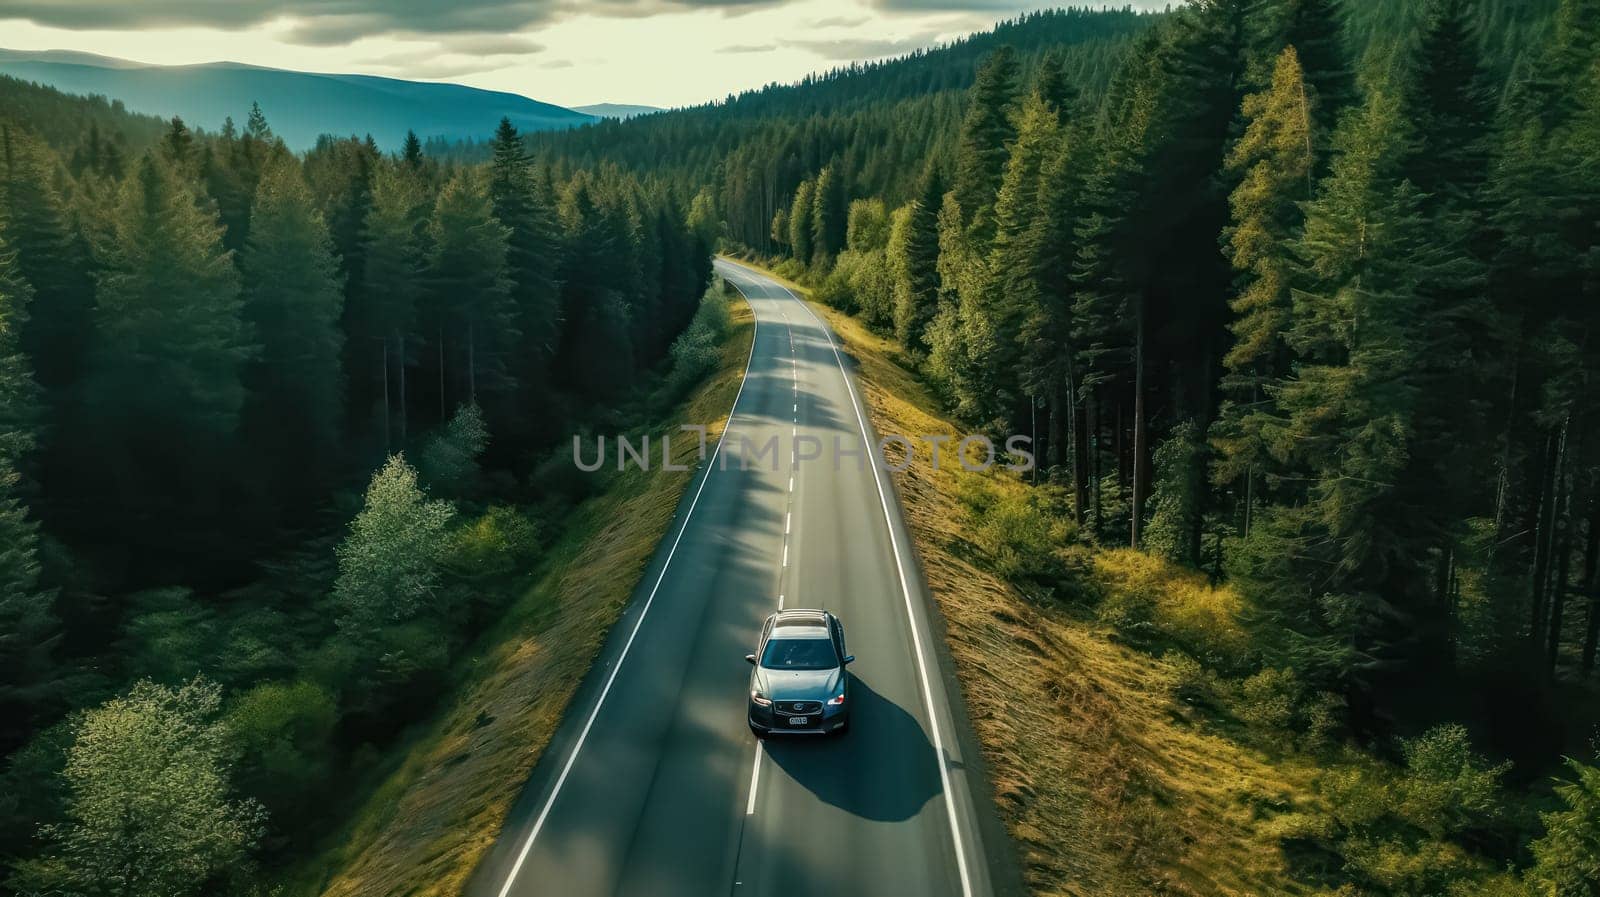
[761,675,941,822]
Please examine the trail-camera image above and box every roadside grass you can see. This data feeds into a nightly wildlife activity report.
[745,261,1324,897]
[293,292,754,897]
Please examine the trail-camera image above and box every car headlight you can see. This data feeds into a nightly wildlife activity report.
[827,685,845,706]
[751,690,772,707]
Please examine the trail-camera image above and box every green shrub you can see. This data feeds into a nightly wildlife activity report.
[666,284,732,399]
[1527,756,1600,895]
[444,506,540,581]
[226,680,337,826]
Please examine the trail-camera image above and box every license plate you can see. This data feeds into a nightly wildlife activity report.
[788,716,809,726]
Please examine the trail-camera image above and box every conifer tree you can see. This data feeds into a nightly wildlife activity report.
[1275,0,1356,134]
[1,128,94,396]
[951,46,1020,243]
[401,129,424,171]
[428,171,513,408]
[359,163,427,448]
[1213,46,1317,527]
[88,154,253,526]
[0,224,57,752]
[788,176,815,266]
[891,165,944,352]
[240,156,346,491]
[810,163,847,267]
[489,118,561,444]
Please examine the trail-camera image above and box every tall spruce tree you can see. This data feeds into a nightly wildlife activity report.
[0,223,58,753]
[891,165,944,353]
[88,153,254,539]
[788,176,815,266]
[427,171,513,410]
[810,163,847,267]
[359,163,427,449]
[488,118,562,447]
[950,46,1020,243]
[239,156,346,495]
[1213,46,1317,532]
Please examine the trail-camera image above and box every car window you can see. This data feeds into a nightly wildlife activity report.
[759,637,837,670]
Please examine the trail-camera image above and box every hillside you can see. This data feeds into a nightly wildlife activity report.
[0,49,595,150]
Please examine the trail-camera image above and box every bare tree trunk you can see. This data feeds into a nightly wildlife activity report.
[380,337,390,456]
[1088,388,1102,534]
[1070,365,1088,527]
[1582,494,1600,673]
[1530,427,1561,642]
[1131,300,1147,549]
[468,319,478,403]
[395,330,407,443]
[1048,385,1064,471]
[1549,415,1578,673]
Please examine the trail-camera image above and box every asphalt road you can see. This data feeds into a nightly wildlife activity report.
[465,259,1013,897]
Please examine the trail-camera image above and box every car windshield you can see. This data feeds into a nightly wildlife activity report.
[760,637,836,670]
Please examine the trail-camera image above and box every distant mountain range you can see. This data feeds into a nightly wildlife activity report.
[572,103,662,121]
[0,49,601,151]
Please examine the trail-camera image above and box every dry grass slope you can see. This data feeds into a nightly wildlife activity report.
[300,295,755,897]
[795,284,1323,897]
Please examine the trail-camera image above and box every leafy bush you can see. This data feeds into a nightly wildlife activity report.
[666,283,732,399]
[226,680,337,826]
[957,477,1082,590]
[418,403,489,498]
[1527,756,1600,896]
[1093,549,1249,666]
[444,505,540,581]
[1288,725,1512,896]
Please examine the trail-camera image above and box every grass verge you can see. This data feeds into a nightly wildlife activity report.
[294,290,754,897]
[738,258,1322,897]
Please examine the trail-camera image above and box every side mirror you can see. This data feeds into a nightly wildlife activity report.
[843,655,855,665]
[745,654,757,665]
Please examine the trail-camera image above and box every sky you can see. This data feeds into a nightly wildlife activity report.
[0,0,1171,109]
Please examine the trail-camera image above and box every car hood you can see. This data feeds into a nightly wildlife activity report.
[753,666,842,701]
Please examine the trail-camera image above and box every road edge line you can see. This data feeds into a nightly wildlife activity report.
[723,258,976,897]
[492,271,760,897]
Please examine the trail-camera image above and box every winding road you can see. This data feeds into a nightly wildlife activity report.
[465,259,1014,897]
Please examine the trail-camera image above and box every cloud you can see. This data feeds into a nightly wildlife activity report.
[718,42,776,53]
[811,14,869,27]
[779,31,947,61]
[539,58,574,69]
[0,0,785,44]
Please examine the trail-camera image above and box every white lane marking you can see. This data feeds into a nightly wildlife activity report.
[788,477,794,492]
[493,270,760,897]
[745,741,764,815]
[785,511,791,535]
[778,593,784,609]
[782,544,789,567]
[737,261,977,897]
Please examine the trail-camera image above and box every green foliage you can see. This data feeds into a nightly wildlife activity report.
[419,403,490,499]
[788,177,815,267]
[1528,756,1600,896]
[666,282,733,398]
[443,506,541,581]
[334,455,456,630]
[1145,420,1206,565]
[225,679,336,826]
[951,46,1020,242]
[1213,46,1316,491]
[810,164,847,267]
[1288,725,1511,896]
[241,154,346,486]
[14,679,266,897]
